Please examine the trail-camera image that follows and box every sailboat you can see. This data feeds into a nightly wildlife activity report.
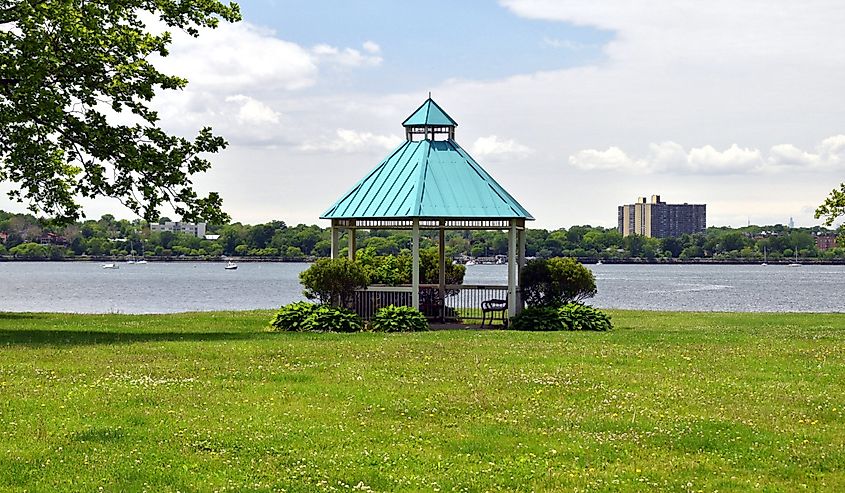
[136,241,148,264]
[761,246,767,266]
[788,250,801,267]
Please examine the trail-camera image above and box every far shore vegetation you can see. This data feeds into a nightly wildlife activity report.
[1,209,844,262]
[1,309,842,491]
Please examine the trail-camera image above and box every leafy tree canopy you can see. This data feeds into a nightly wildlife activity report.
[0,0,240,224]
[521,257,597,307]
[816,184,845,227]
[299,258,369,307]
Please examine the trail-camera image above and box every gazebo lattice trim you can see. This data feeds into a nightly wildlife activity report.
[331,218,524,230]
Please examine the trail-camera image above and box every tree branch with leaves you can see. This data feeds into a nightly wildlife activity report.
[0,0,240,224]
[816,184,845,226]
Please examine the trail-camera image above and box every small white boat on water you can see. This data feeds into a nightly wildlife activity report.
[225,261,238,270]
[596,260,603,265]
[126,237,148,264]
[102,263,119,269]
[465,260,476,266]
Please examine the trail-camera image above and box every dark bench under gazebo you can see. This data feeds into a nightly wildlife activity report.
[321,97,534,323]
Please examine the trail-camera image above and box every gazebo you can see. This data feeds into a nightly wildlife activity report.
[321,97,533,321]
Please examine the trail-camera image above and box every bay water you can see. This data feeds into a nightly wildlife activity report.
[1,261,843,314]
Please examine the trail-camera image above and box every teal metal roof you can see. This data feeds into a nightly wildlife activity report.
[402,98,458,127]
[321,139,533,220]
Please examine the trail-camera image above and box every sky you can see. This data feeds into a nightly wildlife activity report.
[5,0,845,229]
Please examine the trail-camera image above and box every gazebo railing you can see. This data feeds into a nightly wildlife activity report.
[352,285,414,321]
[353,284,510,324]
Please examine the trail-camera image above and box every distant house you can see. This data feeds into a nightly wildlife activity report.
[815,234,837,251]
[752,231,782,240]
[204,234,221,241]
[150,221,207,238]
[0,232,7,243]
[38,232,68,246]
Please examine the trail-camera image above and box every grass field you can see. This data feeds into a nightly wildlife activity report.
[1,310,843,492]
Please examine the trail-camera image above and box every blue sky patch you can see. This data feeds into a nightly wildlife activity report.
[241,0,612,92]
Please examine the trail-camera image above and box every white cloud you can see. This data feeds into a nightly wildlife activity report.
[154,23,383,95]
[145,22,387,148]
[500,0,845,67]
[767,144,818,169]
[311,43,383,67]
[687,145,764,174]
[542,37,588,50]
[570,146,638,171]
[817,135,845,168]
[362,41,381,54]
[299,129,401,153]
[155,22,318,91]
[470,135,533,160]
[225,95,280,125]
[768,136,845,170]
[570,136,845,175]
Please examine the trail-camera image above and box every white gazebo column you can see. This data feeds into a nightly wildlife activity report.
[330,223,340,259]
[439,224,446,320]
[347,221,356,261]
[412,218,420,309]
[508,219,518,318]
[517,223,526,314]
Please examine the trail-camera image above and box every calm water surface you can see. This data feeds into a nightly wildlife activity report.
[1,261,843,313]
[470,263,845,313]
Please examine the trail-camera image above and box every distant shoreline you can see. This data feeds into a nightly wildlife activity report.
[2,256,845,265]
[0,256,314,263]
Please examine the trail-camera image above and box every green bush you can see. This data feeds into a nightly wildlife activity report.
[558,303,612,331]
[302,305,363,333]
[521,257,596,307]
[510,307,566,331]
[9,242,49,259]
[510,303,611,332]
[269,302,318,331]
[269,303,364,333]
[355,247,466,287]
[300,258,369,307]
[371,305,429,332]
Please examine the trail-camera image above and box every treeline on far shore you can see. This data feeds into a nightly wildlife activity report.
[1,209,843,262]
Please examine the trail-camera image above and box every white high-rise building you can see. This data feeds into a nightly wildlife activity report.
[150,221,207,238]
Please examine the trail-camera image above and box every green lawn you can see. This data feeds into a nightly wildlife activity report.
[1,310,843,492]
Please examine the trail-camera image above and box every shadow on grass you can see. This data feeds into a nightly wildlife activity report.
[0,313,45,320]
[0,330,266,346]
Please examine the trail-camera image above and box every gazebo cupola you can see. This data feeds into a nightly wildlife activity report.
[402,96,457,141]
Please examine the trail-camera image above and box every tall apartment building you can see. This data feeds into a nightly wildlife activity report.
[150,221,207,238]
[617,195,706,238]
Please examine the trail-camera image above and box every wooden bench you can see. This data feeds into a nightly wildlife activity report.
[481,298,508,328]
